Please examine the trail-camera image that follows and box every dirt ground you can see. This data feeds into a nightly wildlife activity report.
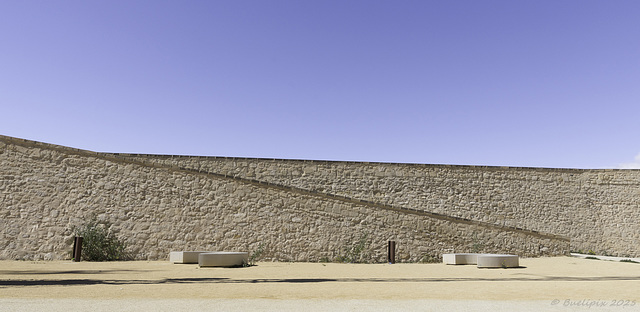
[1,257,639,311]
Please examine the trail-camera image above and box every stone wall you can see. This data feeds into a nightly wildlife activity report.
[2,135,636,261]
[122,154,640,257]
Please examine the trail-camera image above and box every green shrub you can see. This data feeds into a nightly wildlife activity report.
[419,254,441,263]
[335,232,371,263]
[73,219,131,261]
[319,257,331,263]
[245,243,265,267]
[620,259,639,264]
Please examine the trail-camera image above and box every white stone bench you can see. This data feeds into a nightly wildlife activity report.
[477,254,519,268]
[169,251,208,264]
[442,253,519,268]
[198,252,249,267]
[442,253,480,265]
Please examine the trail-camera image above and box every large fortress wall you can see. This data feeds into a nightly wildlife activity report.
[0,136,567,261]
[125,155,640,257]
[0,135,636,261]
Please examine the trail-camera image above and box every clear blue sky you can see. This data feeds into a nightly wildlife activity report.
[2,1,639,169]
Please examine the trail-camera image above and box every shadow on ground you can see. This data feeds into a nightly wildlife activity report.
[0,270,147,275]
[2,275,640,287]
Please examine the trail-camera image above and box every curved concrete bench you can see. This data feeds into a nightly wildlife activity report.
[199,252,249,267]
[477,254,519,268]
[170,251,208,264]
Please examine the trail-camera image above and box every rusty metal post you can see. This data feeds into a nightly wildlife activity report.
[72,237,77,259]
[387,240,396,264]
[73,237,83,262]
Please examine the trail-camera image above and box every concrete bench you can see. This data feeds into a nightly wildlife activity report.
[169,251,208,264]
[198,252,249,267]
[443,253,519,268]
[442,253,480,265]
[477,254,519,268]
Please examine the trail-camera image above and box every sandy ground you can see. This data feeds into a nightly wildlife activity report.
[1,257,639,311]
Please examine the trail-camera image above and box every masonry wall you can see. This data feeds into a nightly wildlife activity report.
[1,135,636,261]
[122,154,640,257]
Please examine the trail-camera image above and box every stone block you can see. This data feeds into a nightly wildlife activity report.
[443,253,519,268]
[442,253,480,265]
[198,252,249,267]
[169,251,208,264]
[476,254,519,268]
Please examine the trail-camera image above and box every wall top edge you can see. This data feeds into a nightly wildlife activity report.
[107,153,622,173]
[1,134,635,172]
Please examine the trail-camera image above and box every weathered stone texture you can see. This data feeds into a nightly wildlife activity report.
[0,135,635,261]
[129,154,640,257]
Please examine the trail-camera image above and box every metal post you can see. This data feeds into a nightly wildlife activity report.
[387,240,396,264]
[73,237,83,262]
[72,237,77,260]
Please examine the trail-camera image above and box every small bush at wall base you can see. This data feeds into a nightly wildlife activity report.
[244,243,265,267]
[418,254,441,264]
[334,232,372,263]
[620,259,639,264]
[73,219,132,261]
[572,249,597,255]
